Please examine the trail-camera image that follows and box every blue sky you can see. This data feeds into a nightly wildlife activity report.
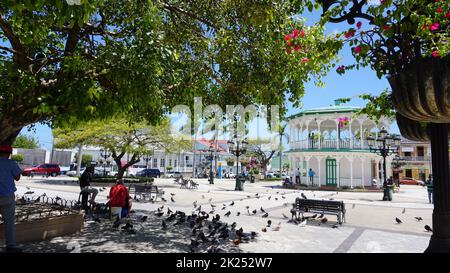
[16,6,397,150]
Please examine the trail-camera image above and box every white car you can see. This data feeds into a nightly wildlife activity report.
[266,171,275,178]
[66,168,85,177]
[165,171,182,178]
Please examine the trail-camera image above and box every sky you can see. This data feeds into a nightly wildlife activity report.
[15,5,397,150]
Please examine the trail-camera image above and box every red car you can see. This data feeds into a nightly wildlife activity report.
[22,164,61,177]
[399,177,425,186]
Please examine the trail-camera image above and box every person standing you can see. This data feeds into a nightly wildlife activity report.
[308,168,315,185]
[79,166,98,204]
[0,145,23,253]
[426,174,433,204]
[295,168,301,184]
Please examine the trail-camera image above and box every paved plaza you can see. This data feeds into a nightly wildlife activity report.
[14,177,433,253]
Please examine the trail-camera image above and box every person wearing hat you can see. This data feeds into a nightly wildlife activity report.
[0,144,23,253]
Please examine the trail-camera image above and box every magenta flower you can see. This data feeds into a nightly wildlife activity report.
[430,23,439,31]
[356,22,362,29]
[353,45,362,54]
[292,29,299,38]
[432,50,439,58]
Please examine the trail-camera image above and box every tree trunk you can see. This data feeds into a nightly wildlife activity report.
[0,126,22,145]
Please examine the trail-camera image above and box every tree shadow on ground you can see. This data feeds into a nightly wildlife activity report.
[18,210,252,253]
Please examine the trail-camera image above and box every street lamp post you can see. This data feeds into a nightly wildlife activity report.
[227,135,248,191]
[99,148,111,176]
[392,154,406,187]
[206,144,215,184]
[366,129,401,201]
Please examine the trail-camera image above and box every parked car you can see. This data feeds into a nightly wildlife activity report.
[22,164,61,177]
[400,177,425,186]
[136,168,161,178]
[166,171,182,178]
[65,168,85,177]
[59,166,71,175]
[266,171,275,178]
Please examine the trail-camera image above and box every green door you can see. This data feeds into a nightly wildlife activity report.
[326,158,337,186]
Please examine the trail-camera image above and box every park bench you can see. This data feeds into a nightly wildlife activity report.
[174,177,182,184]
[189,180,199,189]
[147,185,165,201]
[180,178,189,189]
[290,197,346,224]
[129,183,153,201]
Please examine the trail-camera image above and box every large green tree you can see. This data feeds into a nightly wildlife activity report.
[12,134,39,149]
[0,0,342,145]
[54,117,190,178]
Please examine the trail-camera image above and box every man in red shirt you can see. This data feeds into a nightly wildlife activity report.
[108,180,132,220]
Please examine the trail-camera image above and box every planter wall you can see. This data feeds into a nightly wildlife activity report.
[0,213,83,245]
[389,56,450,123]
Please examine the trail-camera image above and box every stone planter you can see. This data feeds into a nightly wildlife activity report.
[388,55,450,123]
[0,213,84,245]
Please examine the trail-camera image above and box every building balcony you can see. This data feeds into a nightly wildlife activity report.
[289,139,371,151]
[403,156,431,162]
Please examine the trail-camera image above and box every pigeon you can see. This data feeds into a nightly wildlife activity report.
[34,196,41,203]
[236,212,240,216]
[301,193,307,199]
[282,196,286,199]
[167,208,173,214]
[202,195,205,199]
[141,216,148,222]
[402,208,406,214]
[310,214,317,219]
[208,198,212,202]
[121,222,133,230]
[170,193,175,196]
[261,227,267,232]
[318,214,324,219]
[209,210,215,214]
[332,223,339,229]
[171,197,175,202]
[252,209,257,215]
[24,191,34,195]
[247,195,251,198]
[262,213,269,218]
[275,198,278,201]
[94,217,101,223]
[230,222,237,229]
[299,219,307,227]
[161,197,167,202]
[193,201,197,207]
[245,206,250,209]
[415,217,423,222]
[26,187,30,190]
[260,207,266,213]
[424,225,433,232]
[155,212,164,217]
[321,217,328,224]
[282,213,289,219]
[268,196,271,200]
[99,188,104,192]
[395,217,402,224]
[267,220,272,227]
[224,211,231,217]
[229,201,235,206]
[251,231,257,239]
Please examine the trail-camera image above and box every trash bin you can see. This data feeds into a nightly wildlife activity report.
[387,186,394,201]
[235,175,246,191]
[250,175,255,183]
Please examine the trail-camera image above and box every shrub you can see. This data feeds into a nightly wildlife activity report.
[11,154,24,162]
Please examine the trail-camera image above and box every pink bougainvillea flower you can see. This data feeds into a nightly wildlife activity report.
[356,21,362,29]
[437,7,443,13]
[292,29,299,38]
[353,45,362,54]
[285,47,292,54]
[446,12,450,19]
[301,57,309,63]
[430,22,440,31]
[294,45,301,52]
[383,25,391,31]
[284,34,291,41]
[300,30,306,37]
[344,29,355,39]
[432,50,439,58]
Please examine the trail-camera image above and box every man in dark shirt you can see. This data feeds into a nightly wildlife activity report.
[79,166,98,204]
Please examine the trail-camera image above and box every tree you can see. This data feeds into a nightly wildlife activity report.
[81,154,92,167]
[11,153,23,163]
[0,1,342,145]
[247,139,276,178]
[54,117,190,179]
[12,135,39,149]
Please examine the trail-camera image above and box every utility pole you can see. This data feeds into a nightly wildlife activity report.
[76,144,82,176]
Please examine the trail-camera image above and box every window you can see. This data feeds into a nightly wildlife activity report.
[174,160,177,167]
[160,158,165,167]
[185,156,189,161]
[405,169,412,178]
[404,152,412,157]
[417,146,424,157]
[169,159,172,166]
[153,158,158,168]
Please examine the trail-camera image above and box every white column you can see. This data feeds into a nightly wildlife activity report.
[305,157,310,186]
[361,156,366,188]
[318,157,322,187]
[349,121,353,149]
[337,157,341,187]
[306,123,309,149]
[336,121,340,150]
[350,157,353,188]
[318,121,322,149]
[360,123,364,148]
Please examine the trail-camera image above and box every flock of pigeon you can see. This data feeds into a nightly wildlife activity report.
[394,208,433,232]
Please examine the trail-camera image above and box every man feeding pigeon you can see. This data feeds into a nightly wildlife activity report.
[0,144,23,253]
[79,166,98,205]
[108,179,132,220]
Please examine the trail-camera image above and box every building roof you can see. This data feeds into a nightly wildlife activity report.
[287,104,361,120]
